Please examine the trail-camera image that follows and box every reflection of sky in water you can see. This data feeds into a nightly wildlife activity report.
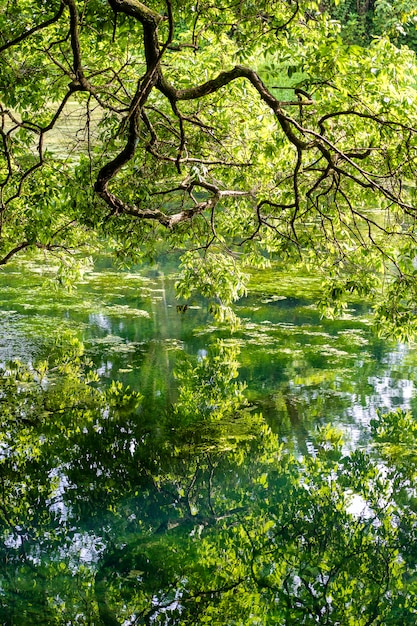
[367,375,414,408]
[66,532,106,567]
[89,312,113,332]
[340,344,415,448]
[48,467,71,523]
[345,491,375,519]
[47,468,107,567]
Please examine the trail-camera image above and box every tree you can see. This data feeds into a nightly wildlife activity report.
[1,1,417,332]
[320,0,417,49]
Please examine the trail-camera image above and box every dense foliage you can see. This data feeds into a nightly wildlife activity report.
[1,1,417,332]
[321,0,417,49]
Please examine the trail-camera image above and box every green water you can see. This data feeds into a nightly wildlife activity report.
[0,258,417,624]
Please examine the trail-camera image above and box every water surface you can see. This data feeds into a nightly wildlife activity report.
[0,258,416,624]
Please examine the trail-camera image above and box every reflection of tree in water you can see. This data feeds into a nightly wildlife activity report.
[1,336,417,624]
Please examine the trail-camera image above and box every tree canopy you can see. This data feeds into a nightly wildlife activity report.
[1,0,417,332]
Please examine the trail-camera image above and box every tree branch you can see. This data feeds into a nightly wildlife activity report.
[0,2,65,53]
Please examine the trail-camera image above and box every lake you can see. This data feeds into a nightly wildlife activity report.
[0,257,416,624]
